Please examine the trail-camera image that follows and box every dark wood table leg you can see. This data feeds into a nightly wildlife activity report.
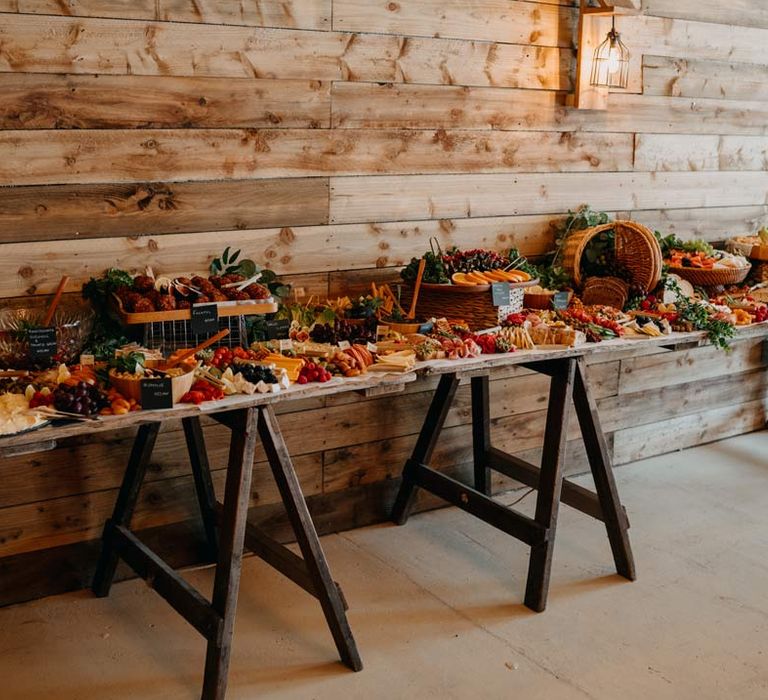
[258,405,363,672]
[471,375,492,496]
[524,358,576,612]
[202,408,259,700]
[573,358,636,581]
[93,422,160,597]
[391,373,460,525]
[183,416,219,560]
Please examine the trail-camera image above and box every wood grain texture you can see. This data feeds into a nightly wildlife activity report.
[0,74,330,129]
[619,338,767,394]
[643,0,768,30]
[0,13,572,89]
[634,134,768,172]
[643,55,768,103]
[329,172,768,224]
[626,13,768,65]
[620,206,768,240]
[0,452,322,557]
[0,128,631,186]
[613,398,768,465]
[332,82,768,136]
[0,214,559,296]
[332,0,577,47]
[0,179,330,244]
[0,0,331,30]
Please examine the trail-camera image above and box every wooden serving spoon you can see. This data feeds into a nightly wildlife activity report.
[407,258,426,320]
[164,328,230,370]
[42,276,70,327]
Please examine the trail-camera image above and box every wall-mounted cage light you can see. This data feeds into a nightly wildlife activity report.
[590,16,630,89]
[569,0,639,110]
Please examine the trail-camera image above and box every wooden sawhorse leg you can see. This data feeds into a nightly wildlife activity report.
[93,406,361,700]
[391,356,635,612]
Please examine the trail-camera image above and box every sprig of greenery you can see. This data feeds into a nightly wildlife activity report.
[81,268,133,360]
[210,247,257,278]
[665,276,734,350]
[535,265,572,291]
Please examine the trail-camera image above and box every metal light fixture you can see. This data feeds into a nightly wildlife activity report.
[570,0,638,110]
[590,16,630,89]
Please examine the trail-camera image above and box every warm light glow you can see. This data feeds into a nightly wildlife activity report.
[607,44,621,75]
[590,16,630,89]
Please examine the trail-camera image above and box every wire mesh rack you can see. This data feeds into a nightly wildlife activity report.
[143,315,247,353]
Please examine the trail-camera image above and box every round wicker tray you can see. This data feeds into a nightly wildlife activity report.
[668,264,751,288]
[562,220,662,293]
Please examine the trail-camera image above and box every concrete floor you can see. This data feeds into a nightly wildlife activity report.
[1,431,767,700]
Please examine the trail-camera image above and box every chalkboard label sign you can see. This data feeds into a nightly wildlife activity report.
[140,378,173,410]
[265,318,291,340]
[552,291,571,310]
[491,282,511,307]
[28,327,58,362]
[190,303,219,335]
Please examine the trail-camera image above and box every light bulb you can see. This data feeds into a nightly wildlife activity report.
[607,44,620,75]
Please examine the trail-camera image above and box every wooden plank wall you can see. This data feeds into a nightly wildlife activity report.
[1,0,767,604]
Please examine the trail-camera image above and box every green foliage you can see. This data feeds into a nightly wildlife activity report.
[507,248,538,277]
[210,247,257,278]
[401,238,450,284]
[110,351,146,374]
[656,233,716,258]
[535,265,572,291]
[665,277,735,350]
[81,268,133,360]
[348,295,384,319]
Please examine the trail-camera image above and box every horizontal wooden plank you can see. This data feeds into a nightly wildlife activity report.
[2,209,626,297]
[0,451,322,558]
[0,0,331,30]
[0,128,633,186]
[642,0,768,31]
[332,0,576,48]
[600,368,768,433]
[627,14,768,66]
[331,82,768,136]
[643,55,768,103]
[619,206,768,240]
[634,135,768,172]
[0,74,330,129]
[613,398,768,465]
[0,14,571,90]
[0,178,329,245]
[619,337,768,394]
[329,172,768,225]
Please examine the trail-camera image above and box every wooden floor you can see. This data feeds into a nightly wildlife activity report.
[1,431,767,700]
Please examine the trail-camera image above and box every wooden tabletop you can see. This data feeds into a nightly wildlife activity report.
[1,325,765,452]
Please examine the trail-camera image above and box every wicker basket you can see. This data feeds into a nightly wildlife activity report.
[668,264,751,288]
[408,280,538,330]
[581,277,629,309]
[752,262,768,285]
[524,289,573,310]
[562,220,663,293]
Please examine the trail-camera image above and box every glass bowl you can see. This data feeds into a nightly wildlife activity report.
[0,304,95,369]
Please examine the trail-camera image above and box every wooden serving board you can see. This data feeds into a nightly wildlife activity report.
[112,295,278,325]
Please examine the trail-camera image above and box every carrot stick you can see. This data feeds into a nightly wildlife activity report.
[42,276,70,327]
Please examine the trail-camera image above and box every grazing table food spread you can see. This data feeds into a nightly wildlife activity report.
[3,219,768,700]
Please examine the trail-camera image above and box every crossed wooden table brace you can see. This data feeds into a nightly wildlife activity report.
[89,353,633,699]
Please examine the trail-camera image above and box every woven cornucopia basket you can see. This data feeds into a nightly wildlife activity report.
[562,220,663,293]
